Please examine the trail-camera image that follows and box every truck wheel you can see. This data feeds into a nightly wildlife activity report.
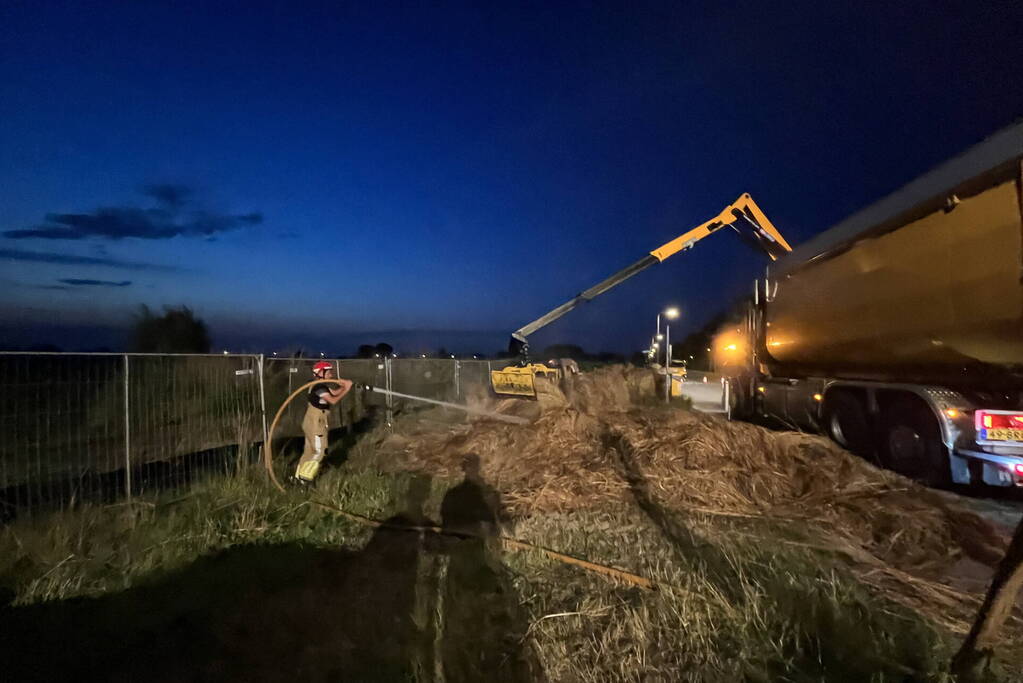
[824,392,873,457]
[881,403,951,488]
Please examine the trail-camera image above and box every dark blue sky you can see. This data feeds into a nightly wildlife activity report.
[2,1,1021,354]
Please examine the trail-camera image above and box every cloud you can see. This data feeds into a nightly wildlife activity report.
[143,184,191,209]
[2,185,262,240]
[59,278,132,287]
[0,247,182,271]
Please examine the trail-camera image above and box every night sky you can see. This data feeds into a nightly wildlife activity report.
[2,1,1021,355]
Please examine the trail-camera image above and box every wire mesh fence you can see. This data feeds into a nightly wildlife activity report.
[0,354,126,516]
[126,354,264,497]
[0,352,507,519]
[262,357,386,439]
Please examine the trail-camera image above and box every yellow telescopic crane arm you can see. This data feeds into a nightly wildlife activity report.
[508,193,792,355]
[648,193,792,261]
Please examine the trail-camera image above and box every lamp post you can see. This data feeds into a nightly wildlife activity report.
[663,307,679,402]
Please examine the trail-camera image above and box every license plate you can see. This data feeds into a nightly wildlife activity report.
[987,428,1023,442]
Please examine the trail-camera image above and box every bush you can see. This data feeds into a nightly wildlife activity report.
[130,305,211,353]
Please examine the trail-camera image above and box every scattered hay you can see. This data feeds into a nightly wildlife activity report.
[373,365,1016,637]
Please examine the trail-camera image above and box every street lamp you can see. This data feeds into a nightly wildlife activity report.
[663,307,680,402]
[655,309,680,361]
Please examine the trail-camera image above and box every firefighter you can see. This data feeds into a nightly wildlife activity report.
[294,361,352,485]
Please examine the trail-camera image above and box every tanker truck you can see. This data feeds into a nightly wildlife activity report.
[725,122,1023,487]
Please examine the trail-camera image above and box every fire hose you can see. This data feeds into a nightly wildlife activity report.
[262,378,668,592]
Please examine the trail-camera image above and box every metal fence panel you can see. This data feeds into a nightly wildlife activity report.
[456,359,500,402]
[389,359,457,412]
[0,353,126,515]
[0,352,503,518]
[126,354,263,496]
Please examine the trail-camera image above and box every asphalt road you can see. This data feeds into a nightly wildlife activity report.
[678,375,727,414]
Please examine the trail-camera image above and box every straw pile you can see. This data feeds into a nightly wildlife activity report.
[374,365,1011,629]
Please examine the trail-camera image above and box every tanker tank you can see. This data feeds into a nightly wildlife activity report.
[762,125,1023,390]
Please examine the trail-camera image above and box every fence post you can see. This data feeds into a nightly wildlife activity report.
[385,356,393,429]
[454,360,460,402]
[123,354,132,501]
[257,354,269,458]
[722,377,730,418]
[335,359,347,431]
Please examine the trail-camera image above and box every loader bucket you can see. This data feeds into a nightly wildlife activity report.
[491,367,537,397]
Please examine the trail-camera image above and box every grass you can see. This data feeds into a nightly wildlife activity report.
[512,509,955,682]
[0,464,418,605]
[1,449,988,682]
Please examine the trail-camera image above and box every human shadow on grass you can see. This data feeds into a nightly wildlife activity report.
[1,466,536,682]
[435,454,539,682]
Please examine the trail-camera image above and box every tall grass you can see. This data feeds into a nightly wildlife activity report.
[0,464,434,605]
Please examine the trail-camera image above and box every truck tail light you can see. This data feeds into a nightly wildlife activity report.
[977,411,1023,429]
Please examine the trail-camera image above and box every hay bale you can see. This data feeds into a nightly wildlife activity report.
[534,376,569,411]
[568,366,632,413]
[622,367,658,403]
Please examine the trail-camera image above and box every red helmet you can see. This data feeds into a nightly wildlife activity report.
[312,361,332,376]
